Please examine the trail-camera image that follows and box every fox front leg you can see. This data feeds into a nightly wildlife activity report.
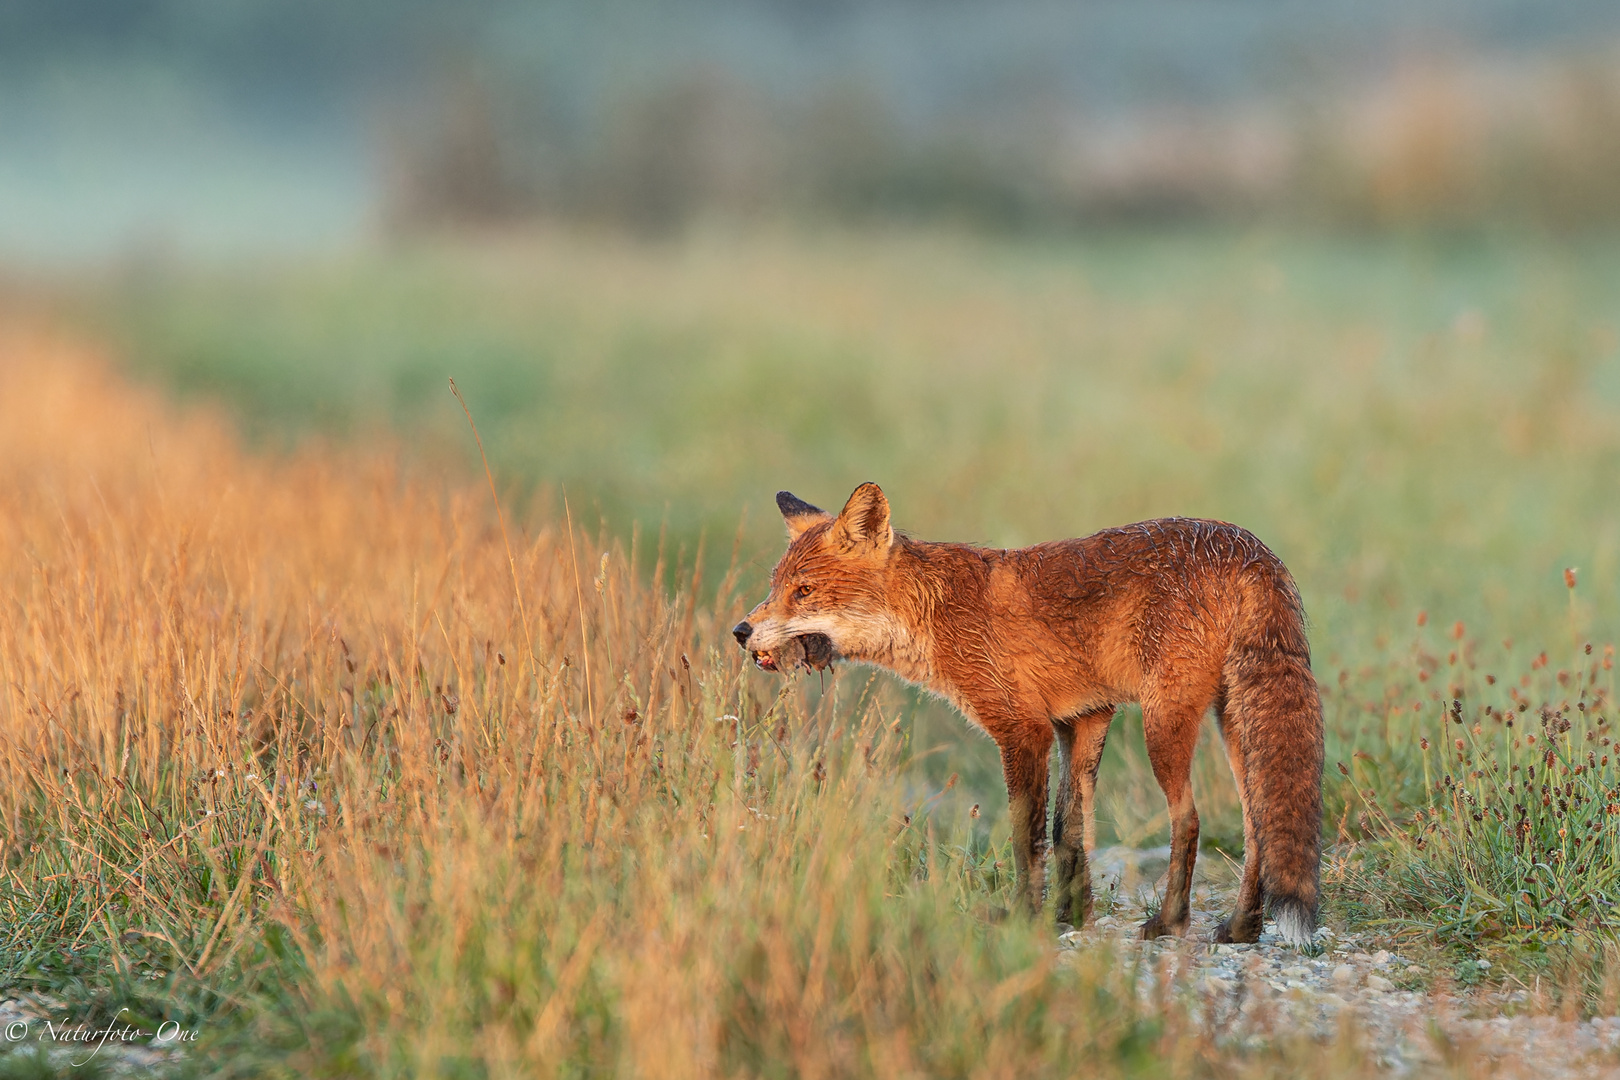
[998,727,1055,917]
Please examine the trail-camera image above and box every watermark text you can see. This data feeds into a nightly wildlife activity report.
[4,1007,198,1067]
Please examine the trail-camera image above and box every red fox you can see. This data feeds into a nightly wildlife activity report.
[733,483,1323,945]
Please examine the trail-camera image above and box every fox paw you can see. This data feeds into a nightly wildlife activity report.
[1138,914,1186,940]
[1212,914,1261,944]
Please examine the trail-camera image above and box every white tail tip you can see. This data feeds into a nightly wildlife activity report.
[1274,901,1315,948]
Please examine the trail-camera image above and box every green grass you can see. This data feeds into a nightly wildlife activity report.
[90,223,1620,844]
[9,221,1620,1075]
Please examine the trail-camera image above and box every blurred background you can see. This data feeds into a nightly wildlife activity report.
[5,0,1620,260]
[5,0,1620,845]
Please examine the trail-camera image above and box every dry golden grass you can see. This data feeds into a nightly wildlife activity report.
[0,323,1407,1077]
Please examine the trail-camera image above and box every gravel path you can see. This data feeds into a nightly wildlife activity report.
[1064,847,1620,1077]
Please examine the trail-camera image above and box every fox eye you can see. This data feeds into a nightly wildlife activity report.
[795,584,814,599]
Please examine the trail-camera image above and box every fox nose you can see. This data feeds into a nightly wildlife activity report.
[732,621,753,648]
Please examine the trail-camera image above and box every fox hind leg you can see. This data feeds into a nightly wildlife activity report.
[1137,697,1206,939]
[1213,696,1264,943]
[1052,707,1113,928]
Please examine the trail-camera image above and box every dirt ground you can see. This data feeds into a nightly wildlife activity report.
[1068,847,1620,1078]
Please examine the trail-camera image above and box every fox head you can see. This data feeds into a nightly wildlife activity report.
[732,482,900,673]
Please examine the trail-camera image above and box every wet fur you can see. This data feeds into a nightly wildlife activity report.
[736,484,1324,946]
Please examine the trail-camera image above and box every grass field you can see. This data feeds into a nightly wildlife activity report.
[5,224,1620,1074]
[92,225,1620,840]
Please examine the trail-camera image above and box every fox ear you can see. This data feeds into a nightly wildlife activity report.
[833,482,893,553]
[777,491,831,539]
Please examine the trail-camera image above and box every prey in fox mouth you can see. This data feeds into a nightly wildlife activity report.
[741,631,837,673]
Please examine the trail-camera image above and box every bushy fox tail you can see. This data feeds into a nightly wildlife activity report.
[1226,566,1324,947]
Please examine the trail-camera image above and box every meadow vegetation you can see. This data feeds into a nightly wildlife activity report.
[93,225,1620,846]
[0,326,1354,1077]
[4,224,1620,1073]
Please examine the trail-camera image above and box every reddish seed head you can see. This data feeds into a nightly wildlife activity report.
[1565,568,1578,590]
[1417,610,1428,627]
[1452,621,1465,641]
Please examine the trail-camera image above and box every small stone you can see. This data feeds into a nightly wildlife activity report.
[1286,979,1308,990]
[1372,949,1392,966]
[1367,974,1395,992]
[1332,964,1358,986]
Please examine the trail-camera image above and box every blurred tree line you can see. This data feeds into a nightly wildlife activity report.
[6,0,1620,233]
[385,54,1620,234]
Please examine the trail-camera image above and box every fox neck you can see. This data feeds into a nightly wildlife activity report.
[834,542,953,694]
[840,610,935,687]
